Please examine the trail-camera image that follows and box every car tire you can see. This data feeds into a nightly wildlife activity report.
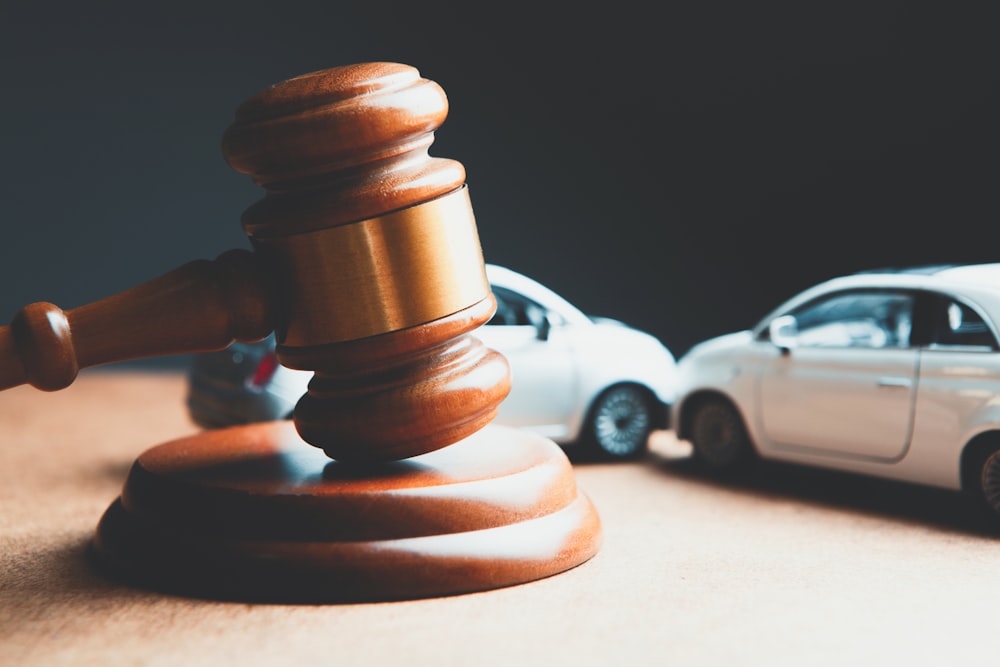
[974,446,1000,520]
[688,398,754,469]
[581,384,654,460]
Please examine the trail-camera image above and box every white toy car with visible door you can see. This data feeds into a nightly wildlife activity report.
[188,264,678,460]
[672,263,1000,521]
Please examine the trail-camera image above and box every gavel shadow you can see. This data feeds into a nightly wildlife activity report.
[0,455,417,611]
[645,433,1000,539]
[0,537,152,618]
[0,458,181,615]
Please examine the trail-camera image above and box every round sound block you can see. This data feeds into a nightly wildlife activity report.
[91,422,602,603]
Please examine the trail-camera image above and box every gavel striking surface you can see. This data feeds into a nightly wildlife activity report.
[93,422,600,602]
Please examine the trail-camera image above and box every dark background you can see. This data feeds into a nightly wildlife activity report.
[2,2,998,367]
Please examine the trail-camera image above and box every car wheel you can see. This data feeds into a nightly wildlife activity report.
[688,398,754,468]
[582,385,653,460]
[977,446,1000,519]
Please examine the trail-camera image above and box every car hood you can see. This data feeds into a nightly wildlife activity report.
[681,330,754,362]
[593,320,676,360]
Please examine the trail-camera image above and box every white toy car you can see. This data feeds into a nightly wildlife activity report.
[672,263,1000,520]
[188,264,678,460]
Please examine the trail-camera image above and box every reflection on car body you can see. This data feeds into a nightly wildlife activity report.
[672,263,1000,521]
[188,264,678,460]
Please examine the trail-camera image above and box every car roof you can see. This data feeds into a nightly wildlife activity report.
[853,262,1000,282]
[923,263,1000,287]
[754,262,1000,333]
[835,262,1000,291]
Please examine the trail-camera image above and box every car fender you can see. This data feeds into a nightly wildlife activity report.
[953,412,1000,490]
[900,351,1000,489]
[560,323,677,441]
[674,331,764,442]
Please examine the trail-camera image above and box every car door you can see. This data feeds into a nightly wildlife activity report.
[758,289,919,460]
[909,293,1000,467]
[476,286,577,439]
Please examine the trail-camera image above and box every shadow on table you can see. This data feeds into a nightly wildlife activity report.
[643,432,1000,539]
[0,537,159,615]
[2,461,197,616]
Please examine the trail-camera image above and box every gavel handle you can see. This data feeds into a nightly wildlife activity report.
[0,249,276,391]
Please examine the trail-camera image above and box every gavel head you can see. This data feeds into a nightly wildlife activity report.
[220,62,510,463]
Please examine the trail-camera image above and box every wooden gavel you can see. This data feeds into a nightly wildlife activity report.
[1,63,601,602]
[0,62,511,463]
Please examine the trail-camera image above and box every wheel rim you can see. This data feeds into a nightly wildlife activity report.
[981,449,1000,515]
[593,387,650,457]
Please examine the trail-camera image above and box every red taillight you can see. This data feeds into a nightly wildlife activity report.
[248,352,280,389]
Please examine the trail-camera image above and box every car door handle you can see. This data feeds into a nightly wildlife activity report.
[877,377,912,389]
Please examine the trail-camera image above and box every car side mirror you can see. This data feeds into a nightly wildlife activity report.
[769,315,798,354]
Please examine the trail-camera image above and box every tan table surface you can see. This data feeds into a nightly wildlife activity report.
[2,369,999,666]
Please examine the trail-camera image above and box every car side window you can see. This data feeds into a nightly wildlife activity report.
[927,297,998,350]
[787,290,915,349]
[488,287,546,327]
